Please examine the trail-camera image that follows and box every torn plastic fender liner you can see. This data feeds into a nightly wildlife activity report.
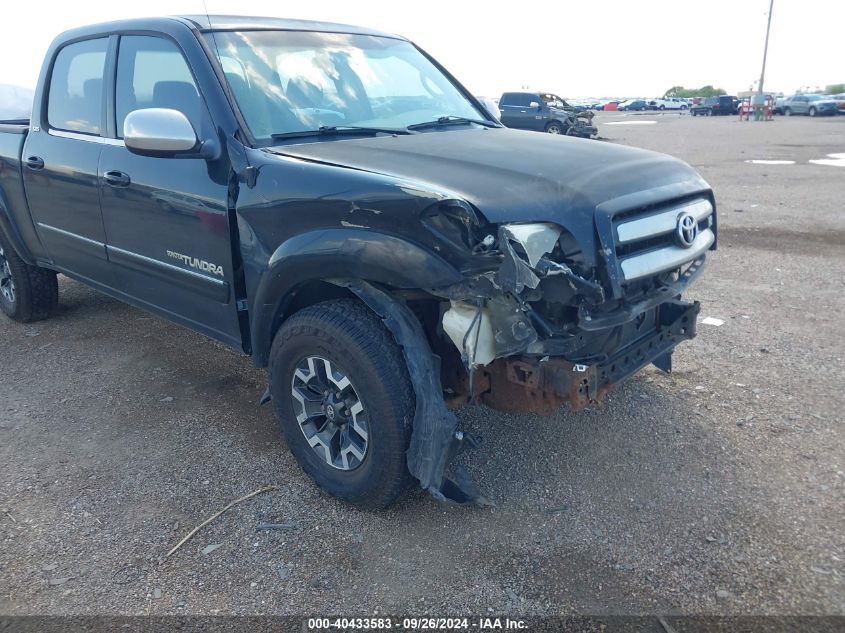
[329,279,484,505]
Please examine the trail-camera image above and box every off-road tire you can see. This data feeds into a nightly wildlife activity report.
[269,299,415,509]
[0,232,58,323]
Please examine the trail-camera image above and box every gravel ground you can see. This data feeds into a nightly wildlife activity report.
[1,112,843,617]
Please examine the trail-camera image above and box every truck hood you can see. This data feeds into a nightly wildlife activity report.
[266,127,710,241]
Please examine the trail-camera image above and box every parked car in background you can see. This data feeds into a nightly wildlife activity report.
[498,91,597,137]
[653,97,688,110]
[690,97,717,116]
[829,94,845,114]
[692,96,736,116]
[773,95,788,115]
[618,99,648,111]
[782,94,839,117]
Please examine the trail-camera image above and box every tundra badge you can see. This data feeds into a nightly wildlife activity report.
[166,250,224,277]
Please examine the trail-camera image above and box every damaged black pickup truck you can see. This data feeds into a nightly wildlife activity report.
[0,16,716,507]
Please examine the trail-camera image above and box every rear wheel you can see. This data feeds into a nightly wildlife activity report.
[0,233,58,323]
[269,299,415,509]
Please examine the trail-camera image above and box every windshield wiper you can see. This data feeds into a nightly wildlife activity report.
[407,116,500,131]
[271,125,412,140]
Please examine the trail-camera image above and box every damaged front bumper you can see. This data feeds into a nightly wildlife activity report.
[479,299,700,415]
[333,196,712,505]
[437,203,714,413]
[569,123,598,138]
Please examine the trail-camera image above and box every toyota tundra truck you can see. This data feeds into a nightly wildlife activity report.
[0,15,717,507]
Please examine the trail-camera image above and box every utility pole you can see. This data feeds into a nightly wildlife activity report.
[758,0,774,97]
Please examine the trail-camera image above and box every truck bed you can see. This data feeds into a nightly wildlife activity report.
[0,119,29,134]
[0,119,33,264]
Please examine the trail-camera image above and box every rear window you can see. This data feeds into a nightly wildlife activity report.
[47,38,108,135]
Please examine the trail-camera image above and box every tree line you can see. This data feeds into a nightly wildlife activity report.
[664,85,727,98]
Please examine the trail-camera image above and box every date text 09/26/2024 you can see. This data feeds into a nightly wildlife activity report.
[307,617,528,630]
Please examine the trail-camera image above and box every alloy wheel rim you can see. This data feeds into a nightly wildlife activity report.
[548,125,561,134]
[0,246,15,305]
[291,356,369,471]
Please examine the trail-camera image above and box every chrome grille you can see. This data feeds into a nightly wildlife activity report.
[613,198,715,282]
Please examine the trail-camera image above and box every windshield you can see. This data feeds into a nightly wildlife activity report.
[539,93,567,108]
[205,30,487,141]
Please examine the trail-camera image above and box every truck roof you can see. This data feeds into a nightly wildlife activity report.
[54,15,403,43]
[182,15,401,39]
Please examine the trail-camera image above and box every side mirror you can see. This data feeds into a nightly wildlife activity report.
[529,101,541,109]
[124,108,216,159]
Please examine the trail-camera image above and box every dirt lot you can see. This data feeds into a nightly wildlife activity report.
[1,112,843,617]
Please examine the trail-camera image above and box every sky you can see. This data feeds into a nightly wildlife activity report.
[0,0,840,99]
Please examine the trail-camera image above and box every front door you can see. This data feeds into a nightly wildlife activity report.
[98,34,241,346]
[499,93,542,130]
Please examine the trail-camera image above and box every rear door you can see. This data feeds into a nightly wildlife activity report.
[97,34,242,346]
[22,36,114,285]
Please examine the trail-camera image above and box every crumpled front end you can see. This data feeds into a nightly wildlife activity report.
[433,193,717,414]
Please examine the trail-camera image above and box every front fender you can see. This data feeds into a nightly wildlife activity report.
[249,228,463,366]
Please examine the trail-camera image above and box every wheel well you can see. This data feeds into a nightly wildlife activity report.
[271,280,356,343]
[266,281,463,392]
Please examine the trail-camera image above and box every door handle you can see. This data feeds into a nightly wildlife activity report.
[103,170,131,187]
[25,156,44,170]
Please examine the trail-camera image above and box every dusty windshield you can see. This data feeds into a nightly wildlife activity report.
[206,30,486,140]
[539,93,568,108]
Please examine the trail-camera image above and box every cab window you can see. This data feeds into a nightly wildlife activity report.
[501,93,531,107]
[115,35,207,138]
[47,38,108,135]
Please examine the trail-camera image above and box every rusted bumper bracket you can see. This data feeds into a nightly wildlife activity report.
[481,299,700,415]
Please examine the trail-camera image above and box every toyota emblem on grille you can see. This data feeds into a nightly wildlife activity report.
[676,213,699,248]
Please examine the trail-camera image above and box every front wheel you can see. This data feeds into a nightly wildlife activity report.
[784,107,792,116]
[809,107,817,117]
[545,122,563,134]
[0,233,58,323]
[269,299,415,509]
